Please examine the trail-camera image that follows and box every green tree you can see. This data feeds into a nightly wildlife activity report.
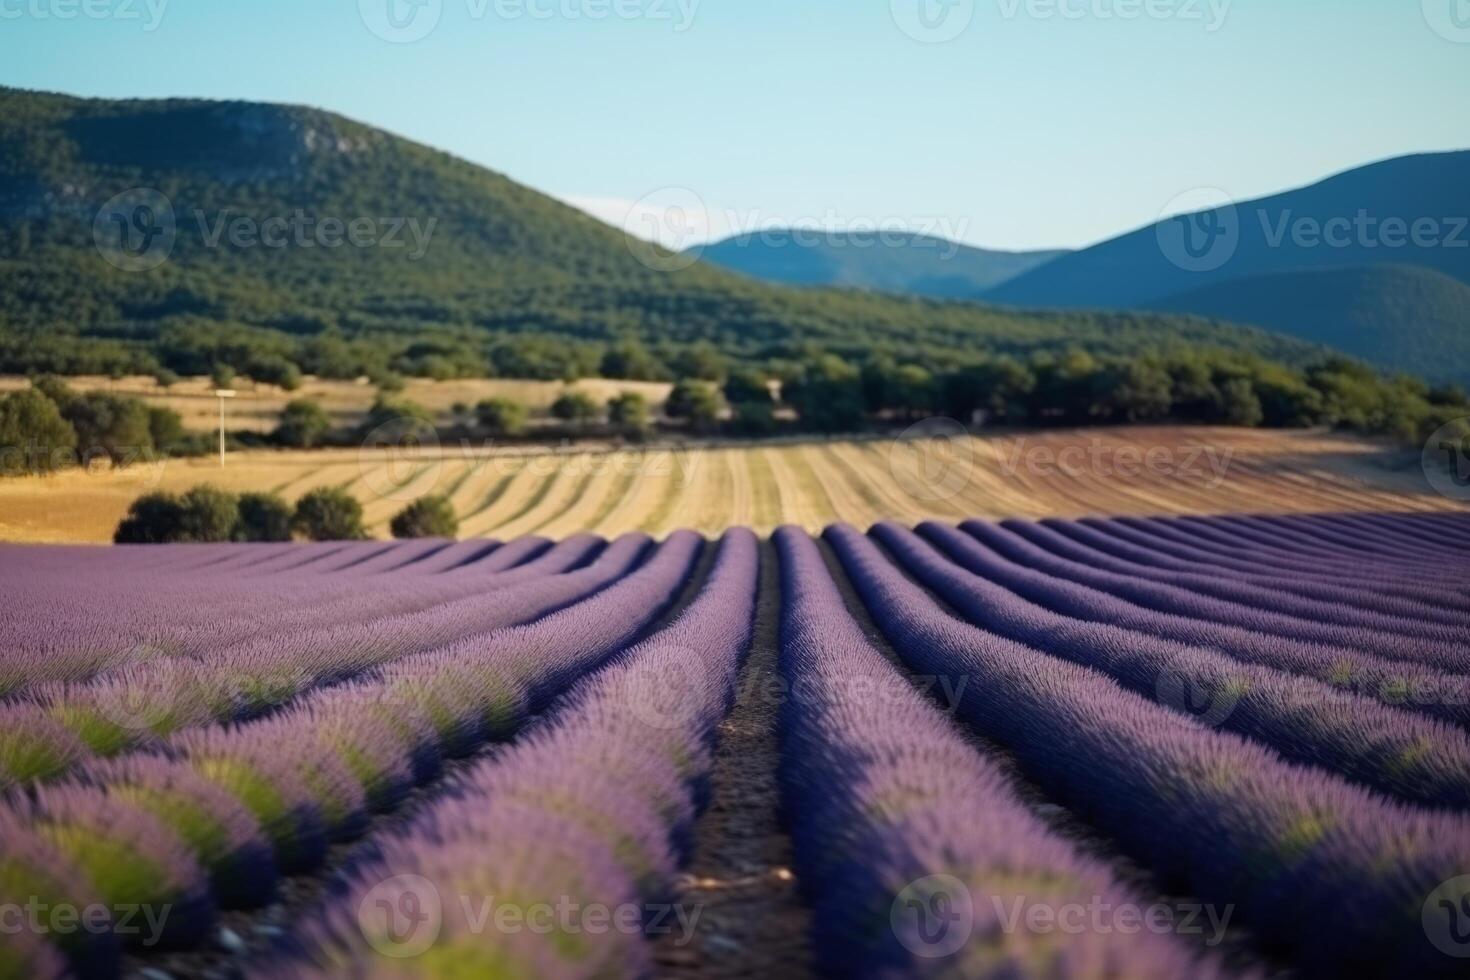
[234,492,293,542]
[668,344,727,382]
[361,397,435,438]
[608,392,652,437]
[476,397,530,438]
[940,358,1034,423]
[390,495,460,539]
[114,492,185,544]
[600,341,670,381]
[147,406,189,455]
[176,485,240,543]
[275,399,333,448]
[0,389,77,475]
[292,487,368,541]
[1219,377,1265,428]
[784,357,865,432]
[63,393,154,466]
[664,380,726,432]
[210,364,236,390]
[724,369,773,405]
[551,391,601,425]
[727,400,778,436]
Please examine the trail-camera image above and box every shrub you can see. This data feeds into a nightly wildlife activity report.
[727,401,778,436]
[550,391,601,424]
[607,392,651,436]
[234,493,294,542]
[724,370,773,405]
[210,365,236,390]
[275,399,332,449]
[153,369,181,388]
[361,397,434,439]
[0,389,77,475]
[664,380,726,432]
[390,495,460,539]
[1220,378,1265,427]
[147,406,189,455]
[114,492,185,544]
[476,397,529,438]
[176,486,240,543]
[63,393,154,466]
[292,487,368,541]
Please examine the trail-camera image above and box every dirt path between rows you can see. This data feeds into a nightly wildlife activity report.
[653,539,813,979]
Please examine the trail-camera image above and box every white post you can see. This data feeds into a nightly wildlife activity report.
[215,390,236,467]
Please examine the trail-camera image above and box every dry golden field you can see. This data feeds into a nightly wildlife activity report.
[0,425,1459,543]
[0,374,674,433]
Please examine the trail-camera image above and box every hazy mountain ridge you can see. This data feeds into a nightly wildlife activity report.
[697,229,1068,298]
[0,86,1339,378]
[1152,264,1470,384]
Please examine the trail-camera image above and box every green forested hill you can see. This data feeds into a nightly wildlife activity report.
[0,86,1330,381]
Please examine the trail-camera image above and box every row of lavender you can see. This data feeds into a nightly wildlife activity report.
[0,531,704,976]
[1,510,1467,978]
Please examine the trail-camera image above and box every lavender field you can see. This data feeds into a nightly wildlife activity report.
[1,512,1468,979]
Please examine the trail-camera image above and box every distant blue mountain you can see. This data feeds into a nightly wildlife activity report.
[985,151,1470,309]
[697,229,1067,298]
[1152,264,1470,385]
[978,150,1470,382]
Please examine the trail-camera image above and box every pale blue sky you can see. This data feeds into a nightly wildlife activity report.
[2,0,1466,249]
